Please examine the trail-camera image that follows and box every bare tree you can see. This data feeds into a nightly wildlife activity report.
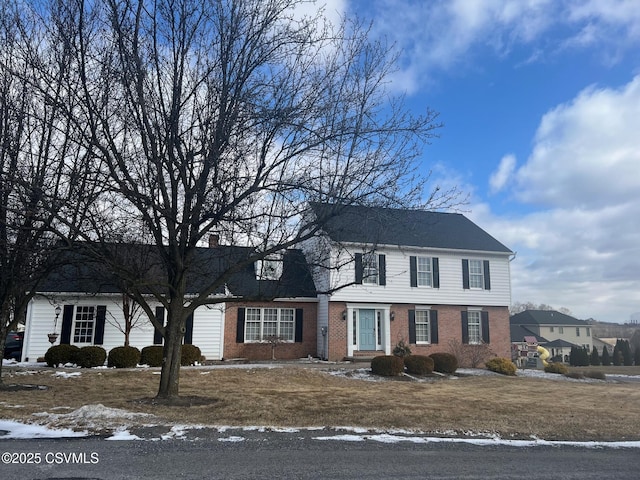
[510,302,573,316]
[0,1,98,384]
[42,0,457,401]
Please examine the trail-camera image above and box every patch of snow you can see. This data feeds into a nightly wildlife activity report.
[314,434,366,442]
[53,371,82,378]
[218,436,245,442]
[161,425,189,440]
[106,429,142,440]
[0,420,87,439]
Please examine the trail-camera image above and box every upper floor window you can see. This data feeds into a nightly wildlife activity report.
[362,252,379,285]
[462,259,490,290]
[559,327,564,333]
[410,256,440,288]
[256,255,283,280]
[576,327,580,337]
[550,326,555,333]
[586,327,590,336]
[355,252,386,286]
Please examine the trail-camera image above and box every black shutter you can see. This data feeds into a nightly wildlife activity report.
[184,312,194,345]
[430,310,439,344]
[236,307,246,343]
[378,254,386,286]
[295,308,304,343]
[409,256,417,287]
[355,253,363,284]
[481,311,490,343]
[94,306,106,345]
[483,260,491,290]
[432,258,440,288]
[60,305,74,344]
[154,307,165,345]
[461,311,469,344]
[462,259,470,289]
[408,310,416,344]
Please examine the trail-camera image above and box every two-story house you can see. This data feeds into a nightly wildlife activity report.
[510,310,593,360]
[305,203,513,361]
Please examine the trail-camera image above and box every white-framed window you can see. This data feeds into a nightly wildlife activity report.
[576,327,580,337]
[245,307,295,342]
[362,252,379,285]
[468,260,484,289]
[417,257,433,287]
[415,310,431,343]
[467,310,482,344]
[73,306,95,344]
[559,327,564,334]
[256,255,283,280]
[586,327,590,336]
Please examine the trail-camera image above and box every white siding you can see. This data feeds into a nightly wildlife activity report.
[23,295,224,362]
[329,246,511,306]
[316,294,329,359]
[191,304,225,360]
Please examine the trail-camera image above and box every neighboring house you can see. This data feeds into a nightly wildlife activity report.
[304,204,513,362]
[510,310,593,360]
[21,244,317,362]
[510,324,548,366]
[593,336,615,355]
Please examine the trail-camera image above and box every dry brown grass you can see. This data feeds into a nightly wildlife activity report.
[2,365,640,441]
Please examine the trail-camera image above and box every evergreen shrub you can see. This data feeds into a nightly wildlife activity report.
[485,357,517,376]
[108,346,141,368]
[403,355,434,375]
[76,346,107,368]
[44,344,80,367]
[544,363,568,375]
[371,355,405,376]
[140,346,164,367]
[181,344,202,366]
[429,352,458,374]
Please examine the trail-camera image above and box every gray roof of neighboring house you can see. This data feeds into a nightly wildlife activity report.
[544,339,579,349]
[510,310,589,326]
[510,324,548,343]
[38,244,317,299]
[310,203,512,253]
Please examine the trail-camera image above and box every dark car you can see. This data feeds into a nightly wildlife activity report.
[3,331,23,360]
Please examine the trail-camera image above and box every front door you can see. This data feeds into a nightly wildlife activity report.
[359,309,376,350]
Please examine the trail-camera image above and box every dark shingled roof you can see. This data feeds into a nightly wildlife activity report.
[38,244,316,299]
[510,324,548,343]
[544,339,579,349]
[510,310,589,326]
[310,203,512,253]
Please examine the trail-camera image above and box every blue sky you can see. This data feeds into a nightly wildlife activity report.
[320,0,640,323]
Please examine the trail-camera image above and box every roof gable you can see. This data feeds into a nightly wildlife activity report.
[310,203,512,253]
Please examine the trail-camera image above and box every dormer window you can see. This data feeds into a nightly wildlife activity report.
[256,255,283,280]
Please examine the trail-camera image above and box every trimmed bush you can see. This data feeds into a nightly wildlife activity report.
[76,346,107,368]
[565,371,584,380]
[181,344,202,366]
[485,357,517,376]
[140,346,164,367]
[44,344,80,367]
[404,355,434,375]
[108,346,141,368]
[544,362,568,375]
[429,352,458,374]
[371,355,405,376]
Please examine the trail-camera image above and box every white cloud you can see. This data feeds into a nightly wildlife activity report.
[489,154,517,194]
[471,76,640,322]
[352,0,640,93]
[515,76,640,208]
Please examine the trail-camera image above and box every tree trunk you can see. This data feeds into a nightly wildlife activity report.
[156,305,185,399]
[0,333,6,386]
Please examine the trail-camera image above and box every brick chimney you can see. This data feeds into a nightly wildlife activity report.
[208,234,219,248]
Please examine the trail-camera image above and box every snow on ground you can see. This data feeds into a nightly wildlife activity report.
[0,419,87,439]
[29,403,155,432]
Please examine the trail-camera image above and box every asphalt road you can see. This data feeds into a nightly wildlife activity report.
[1,429,637,480]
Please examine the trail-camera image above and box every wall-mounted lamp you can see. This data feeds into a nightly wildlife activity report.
[390,311,395,321]
[342,310,347,321]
